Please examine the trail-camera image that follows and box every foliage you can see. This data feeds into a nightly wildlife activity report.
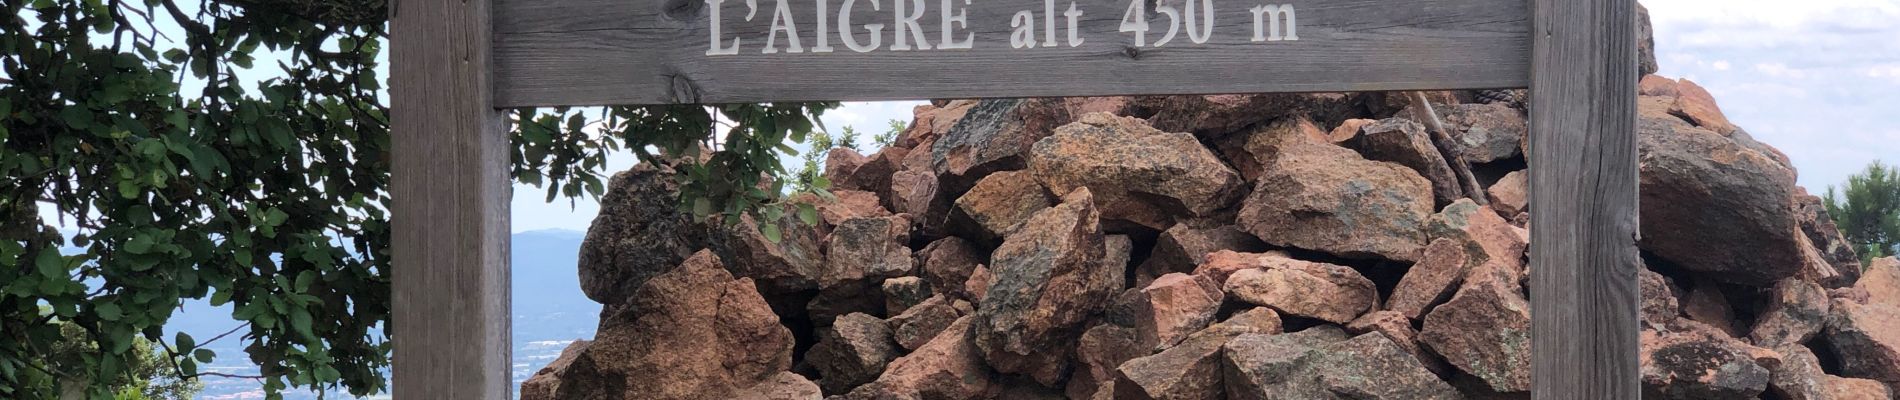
[1825,160,1900,265]
[786,125,856,194]
[32,319,202,399]
[1,0,829,398]
[875,119,904,147]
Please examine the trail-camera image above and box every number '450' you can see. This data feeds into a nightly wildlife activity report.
[1120,0,1212,47]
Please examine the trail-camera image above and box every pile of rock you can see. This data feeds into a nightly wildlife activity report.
[520,17,1900,400]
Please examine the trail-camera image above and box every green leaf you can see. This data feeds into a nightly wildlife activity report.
[797,203,819,225]
[176,332,196,352]
[760,223,783,243]
[96,302,122,321]
[34,249,63,278]
[289,308,314,340]
[195,348,216,363]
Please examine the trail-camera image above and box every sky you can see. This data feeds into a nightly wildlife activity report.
[513,0,1900,232]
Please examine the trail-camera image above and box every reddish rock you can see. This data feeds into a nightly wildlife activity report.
[842,316,992,400]
[1106,234,1134,279]
[806,280,886,327]
[951,170,1051,241]
[1221,254,1378,324]
[882,277,932,316]
[1135,224,1269,286]
[807,190,890,229]
[1133,273,1226,351]
[1388,238,1472,320]
[1220,117,1329,182]
[825,147,869,183]
[1682,282,1743,338]
[1220,327,1353,400]
[1750,278,1830,348]
[1641,266,1684,328]
[930,98,1073,191]
[1419,264,1532,393]
[1191,250,1290,285]
[972,188,1119,386]
[1068,323,1147,400]
[808,312,901,394]
[1440,102,1528,164]
[578,165,716,305]
[1237,142,1434,262]
[1861,257,1900,305]
[540,251,795,399]
[1640,74,1680,97]
[917,237,982,301]
[887,295,972,351]
[1126,93,1355,140]
[1426,199,1529,278]
[1327,119,1372,144]
[965,264,991,303]
[1225,329,1461,400]
[1486,170,1529,219]
[519,340,592,400]
[894,100,976,149]
[1347,310,1448,375]
[1640,322,1775,399]
[1669,79,1738,135]
[1797,192,1864,287]
[1770,344,1894,400]
[821,215,913,288]
[1826,298,1900,392]
[1028,113,1245,230]
[734,372,823,400]
[839,146,909,194]
[1115,309,1285,400]
[1638,97,1806,284]
[1346,118,1463,207]
[710,210,828,296]
[887,169,948,230]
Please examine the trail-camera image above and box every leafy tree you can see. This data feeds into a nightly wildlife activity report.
[1825,160,1900,265]
[38,319,202,399]
[875,119,905,148]
[787,126,858,193]
[1,0,828,398]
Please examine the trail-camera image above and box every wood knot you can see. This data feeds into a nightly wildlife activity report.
[662,0,704,23]
[668,73,703,104]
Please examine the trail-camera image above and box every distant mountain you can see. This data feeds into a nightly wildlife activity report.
[168,229,600,399]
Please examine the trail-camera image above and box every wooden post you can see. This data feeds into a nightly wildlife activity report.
[390,0,513,397]
[1529,0,1640,397]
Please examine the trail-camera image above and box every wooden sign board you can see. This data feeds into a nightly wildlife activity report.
[391,0,1638,397]
[493,0,1529,106]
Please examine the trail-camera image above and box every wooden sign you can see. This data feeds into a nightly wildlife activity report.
[391,0,1638,397]
[493,0,1530,106]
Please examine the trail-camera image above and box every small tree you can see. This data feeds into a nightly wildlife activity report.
[1825,160,1900,265]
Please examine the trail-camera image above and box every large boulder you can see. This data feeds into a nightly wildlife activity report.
[1028,113,1245,230]
[1485,170,1529,219]
[1387,238,1471,320]
[1425,199,1529,278]
[972,188,1119,386]
[1115,308,1285,400]
[577,165,714,305]
[821,215,914,288]
[1797,192,1864,287]
[1345,118,1462,208]
[520,340,593,400]
[733,372,824,400]
[713,212,828,295]
[1640,322,1776,399]
[807,313,901,394]
[1826,296,1900,393]
[1345,310,1448,375]
[1861,257,1900,305]
[1439,102,1528,164]
[917,236,984,301]
[842,316,993,400]
[1223,330,1461,400]
[1222,255,1378,324]
[1132,273,1226,351]
[1237,142,1434,262]
[931,98,1073,191]
[1134,224,1269,286]
[1637,96,1809,284]
[1069,322,1147,400]
[1419,264,1532,393]
[538,251,795,399]
[950,170,1051,241]
[1749,278,1830,349]
[1770,345,1895,400]
[887,295,972,351]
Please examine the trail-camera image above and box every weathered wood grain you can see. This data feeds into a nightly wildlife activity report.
[1528,0,1640,397]
[390,0,513,397]
[493,0,1531,106]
